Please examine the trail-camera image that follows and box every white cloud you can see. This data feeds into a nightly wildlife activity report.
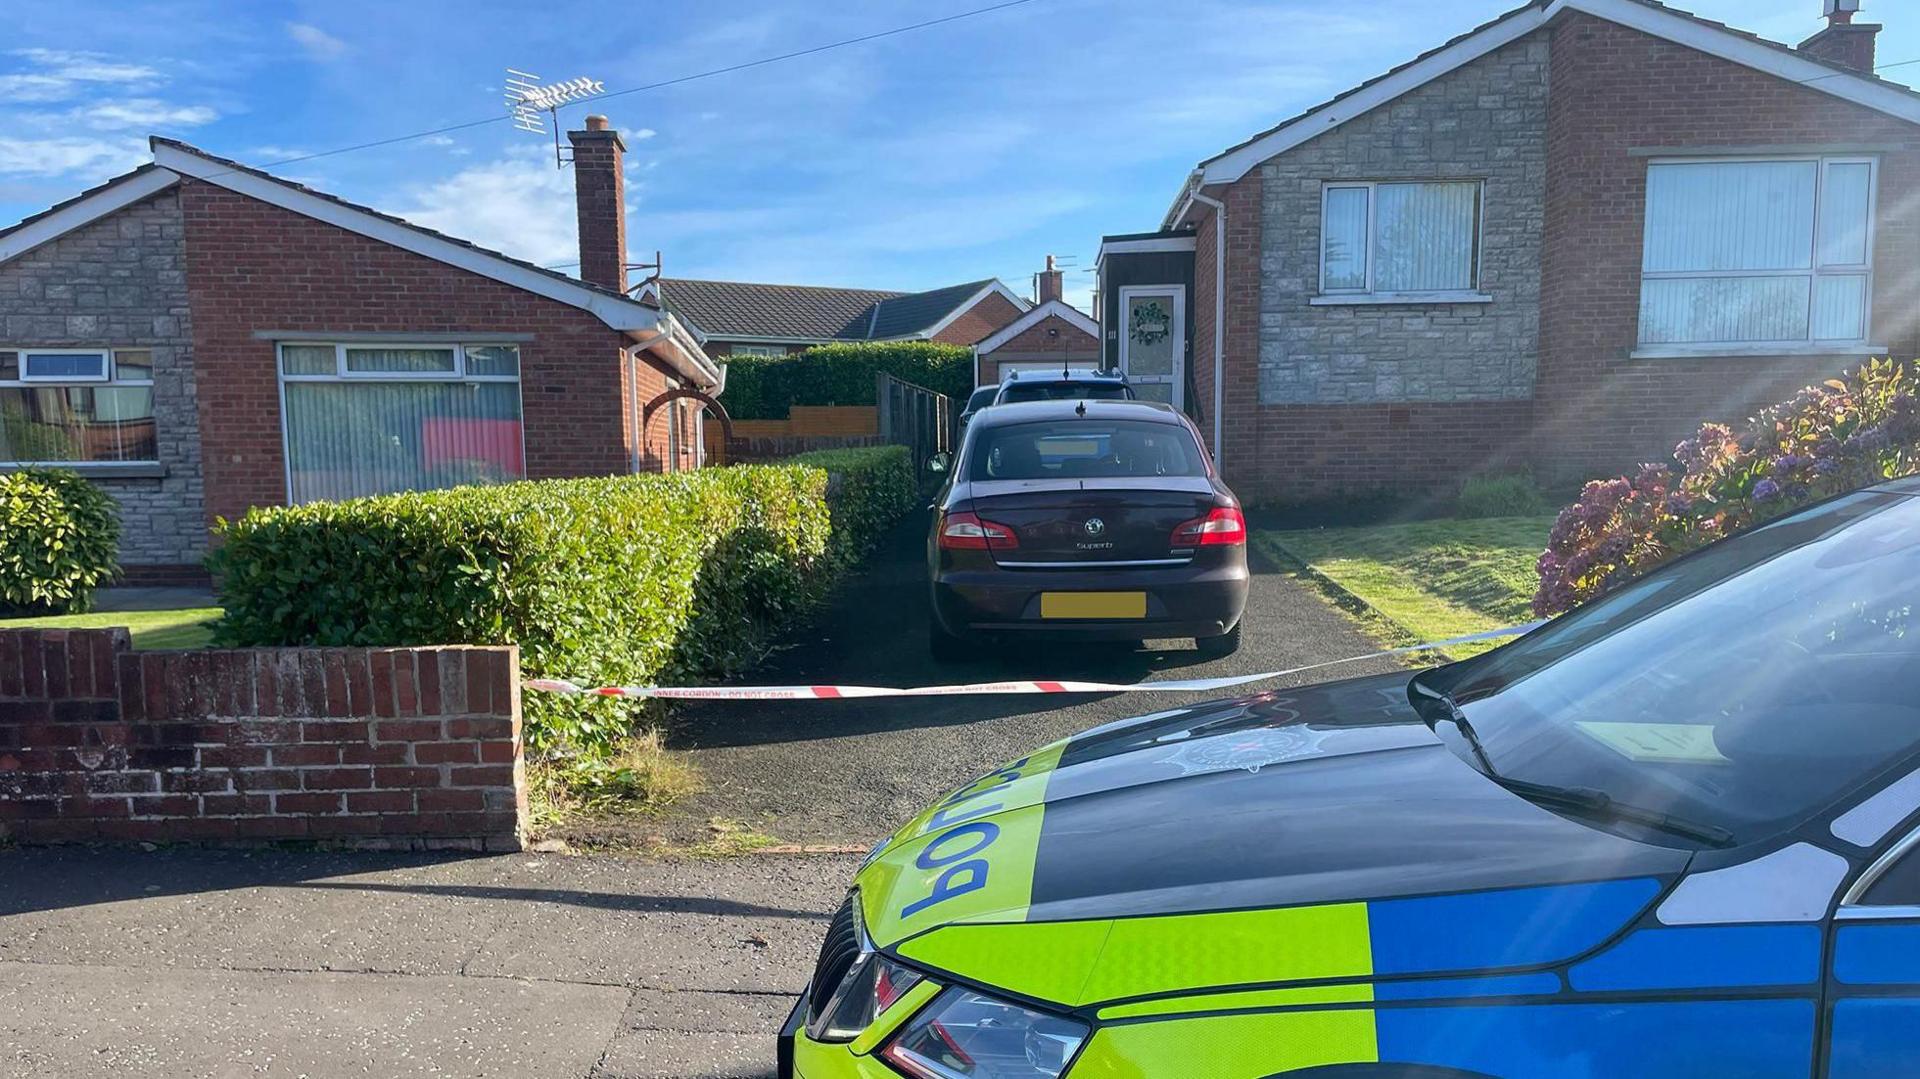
[0,47,163,105]
[243,145,312,163]
[627,128,657,142]
[0,135,147,180]
[285,23,349,61]
[393,148,578,267]
[82,98,218,130]
[0,74,81,103]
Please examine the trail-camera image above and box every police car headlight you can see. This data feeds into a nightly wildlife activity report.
[879,986,1090,1079]
[806,895,925,1042]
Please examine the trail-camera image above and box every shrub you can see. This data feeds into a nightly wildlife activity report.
[722,342,972,420]
[787,446,918,564]
[1534,358,1920,616]
[0,468,120,615]
[1457,472,1550,519]
[211,466,833,757]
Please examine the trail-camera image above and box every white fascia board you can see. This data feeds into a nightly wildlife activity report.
[973,299,1100,355]
[1198,0,1920,186]
[1200,7,1547,184]
[152,142,667,335]
[919,280,1034,343]
[0,168,180,265]
[1571,0,1920,125]
[1098,236,1198,259]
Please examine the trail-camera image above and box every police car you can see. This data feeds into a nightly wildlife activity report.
[780,478,1920,1077]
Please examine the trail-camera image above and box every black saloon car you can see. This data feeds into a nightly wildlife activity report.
[926,398,1248,658]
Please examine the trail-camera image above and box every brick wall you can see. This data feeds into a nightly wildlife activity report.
[1535,12,1920,480]
[179,179,675,529]
[931,291,1025,346]
[976,314,1100,385]
[1256,33,1547,406]
[0,629,527,850]
[0,189,209,572]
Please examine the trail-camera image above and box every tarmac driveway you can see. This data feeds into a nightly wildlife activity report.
[665,508,1403,844]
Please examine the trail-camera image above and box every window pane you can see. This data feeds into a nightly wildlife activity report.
[1373,181,1477,292]
[281,345,336,375]
[343,346,457,374]
[0,352,16,380]
[0,386,156,462]
[283,381,524,503]
[1124,294,1176,376]
[113,350,153,381]
[1638,276,1811,344]
[1644,161,1816,272]
[1322,187,1370,290]
[1819,162,1872,268]
[1814,274,1869,341]
[465,345,520,377]
[23,352,108,380]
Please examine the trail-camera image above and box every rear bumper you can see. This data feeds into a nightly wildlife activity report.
[931,558,1249,641]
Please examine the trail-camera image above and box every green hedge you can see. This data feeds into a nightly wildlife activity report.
[210,448,920,757]
[722,342,972,420]
[788,446,918,564]
[0,468,120,615]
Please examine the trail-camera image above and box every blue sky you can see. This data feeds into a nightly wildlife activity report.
[3,0,1913,311]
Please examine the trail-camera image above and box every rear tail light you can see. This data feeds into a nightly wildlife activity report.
[940,512,1019,550]
[1172,506,1246,547]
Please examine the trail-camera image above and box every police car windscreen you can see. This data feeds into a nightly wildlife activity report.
[971,419,1206,480]
[999,383,1132,403]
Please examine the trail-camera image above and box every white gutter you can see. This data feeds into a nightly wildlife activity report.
[1186,186,1228,471]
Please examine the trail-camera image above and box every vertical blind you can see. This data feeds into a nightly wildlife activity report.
[1639,158,1874,346]
[280,344,524,504]
[1322,181,1479,294]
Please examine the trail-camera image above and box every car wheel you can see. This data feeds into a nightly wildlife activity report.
[1196,620,1243,658]
[929,622,974,662]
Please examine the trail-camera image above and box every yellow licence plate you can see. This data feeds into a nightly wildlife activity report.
[1040,592,1147,620]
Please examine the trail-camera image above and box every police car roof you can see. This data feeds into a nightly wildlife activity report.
[970,398,1183,428]
[1000,368,1127,384]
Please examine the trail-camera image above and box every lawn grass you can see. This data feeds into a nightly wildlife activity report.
[0,607,223,650]
[1255,515,1554,658]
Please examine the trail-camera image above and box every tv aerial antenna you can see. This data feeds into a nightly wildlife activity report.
[505,68,606,168]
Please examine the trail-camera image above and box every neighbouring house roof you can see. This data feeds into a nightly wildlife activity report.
[647,277,1030,345]
[0,139,718,389]
[1165,0,1920,227]
[972,299,1101,356]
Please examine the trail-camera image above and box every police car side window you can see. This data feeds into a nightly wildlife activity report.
[1858,833,1920,906]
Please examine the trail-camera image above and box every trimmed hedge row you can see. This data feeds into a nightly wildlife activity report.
[789,446,917,565]
[0,467,120,615]
[210,446,917,756]
[721,342,973,420]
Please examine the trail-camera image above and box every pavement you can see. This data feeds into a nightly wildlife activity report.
[1,509,1395,1078]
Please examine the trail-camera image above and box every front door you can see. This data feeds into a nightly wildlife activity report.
[1118,286,1184,408]
[1827,812,1920,1076]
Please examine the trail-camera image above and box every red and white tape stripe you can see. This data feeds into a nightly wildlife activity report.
[523,622,1544,701]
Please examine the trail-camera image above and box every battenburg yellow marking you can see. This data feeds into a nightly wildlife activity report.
[1068,1009,1379,1077]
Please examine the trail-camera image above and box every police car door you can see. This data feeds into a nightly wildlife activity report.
[1825,777,1920,1076]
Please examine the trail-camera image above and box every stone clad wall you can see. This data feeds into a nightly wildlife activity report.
[0,189,208,572]
[0,629,528,850]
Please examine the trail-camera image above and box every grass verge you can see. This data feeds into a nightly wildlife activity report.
[0,607,223,650]
[1255,515,1553,659]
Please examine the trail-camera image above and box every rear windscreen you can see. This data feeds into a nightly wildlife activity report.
[965,386,1000,411]
[998,382,1133,404]
[969,419,1206,480]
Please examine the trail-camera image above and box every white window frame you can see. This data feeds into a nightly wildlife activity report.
[729,344,786,358]
[1317,180,1487,302]
[274,341,527,504]
[0,347,158,467]
[19,348,111,383]
[1635,154,1880,356]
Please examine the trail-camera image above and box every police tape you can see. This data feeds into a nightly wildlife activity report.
[521,621,1547,701]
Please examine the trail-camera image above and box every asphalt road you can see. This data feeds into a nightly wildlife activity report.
[0,510,1398,1078]
[665,507,1403,843]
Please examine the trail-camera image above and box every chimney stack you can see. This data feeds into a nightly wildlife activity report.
[1037,254,1064,304]
[568,115,628,293]
[1799,0,1880,74]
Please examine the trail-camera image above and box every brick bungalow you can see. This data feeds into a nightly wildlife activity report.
[1098,0,1920,502]
[972,256,1102,387]
[639,274,1030,359]
[0,115,720,582]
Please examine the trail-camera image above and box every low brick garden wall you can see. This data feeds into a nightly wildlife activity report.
[0,629,528,850]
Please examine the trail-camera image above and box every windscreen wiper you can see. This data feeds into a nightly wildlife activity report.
[1410,681,1734,848]
[1491,775,1735,848]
